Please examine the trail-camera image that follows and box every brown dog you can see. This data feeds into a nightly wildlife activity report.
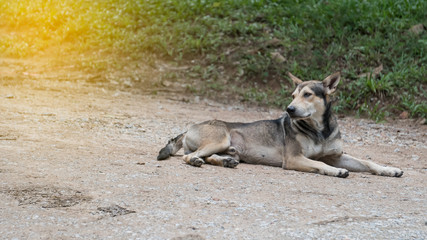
[157,72,403,178]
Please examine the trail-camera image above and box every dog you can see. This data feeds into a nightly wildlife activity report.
[157,72,403,178]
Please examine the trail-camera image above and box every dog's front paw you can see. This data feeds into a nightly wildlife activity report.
[337,168,349,178]
[377,167,403,177]
[319,168,349,178]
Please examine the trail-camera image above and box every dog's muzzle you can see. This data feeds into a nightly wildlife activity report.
[286,106,310,119]
[286,106,296,114]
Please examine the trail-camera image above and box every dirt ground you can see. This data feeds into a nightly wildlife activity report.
[0,64,426,239]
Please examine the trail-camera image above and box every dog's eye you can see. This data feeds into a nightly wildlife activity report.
[303,92,312,98]
[292,95,295,99]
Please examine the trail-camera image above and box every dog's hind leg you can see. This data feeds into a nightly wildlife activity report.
[325,154,403,177]
[183,142,230,167]
[182,121,232,167]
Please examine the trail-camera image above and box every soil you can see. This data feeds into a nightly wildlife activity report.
[0,59,426,240]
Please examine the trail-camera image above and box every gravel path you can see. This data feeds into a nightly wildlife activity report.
[0,79,426,239]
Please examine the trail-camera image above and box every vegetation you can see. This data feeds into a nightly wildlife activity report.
[1,0,426,121]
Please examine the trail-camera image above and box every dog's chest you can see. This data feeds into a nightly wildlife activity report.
[296,135,342,159]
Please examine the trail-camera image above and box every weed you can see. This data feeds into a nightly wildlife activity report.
[357,101,389,123]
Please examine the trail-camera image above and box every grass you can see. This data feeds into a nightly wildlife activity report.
[1,0,426,121]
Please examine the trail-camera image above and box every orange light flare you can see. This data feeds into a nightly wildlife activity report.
[1,1,101,89]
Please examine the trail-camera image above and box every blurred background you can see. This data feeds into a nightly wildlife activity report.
[1,0,426,122]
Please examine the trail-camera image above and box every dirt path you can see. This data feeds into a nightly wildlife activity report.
[0,77,426,239]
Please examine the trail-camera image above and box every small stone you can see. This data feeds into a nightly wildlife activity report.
[394,148,400,153]
[411,155,420,161]
[416,118,426,125]
[5,94,14,99]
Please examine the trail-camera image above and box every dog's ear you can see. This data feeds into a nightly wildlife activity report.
[322,72,341,95]
[288,72,303,85]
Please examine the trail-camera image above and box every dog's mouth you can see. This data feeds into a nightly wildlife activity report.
[289,113,311,120]
[286,106,312,120]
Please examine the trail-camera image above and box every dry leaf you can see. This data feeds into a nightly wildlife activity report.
[358,64,383,78]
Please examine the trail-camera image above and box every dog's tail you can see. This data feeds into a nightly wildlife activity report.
[157,132,186,160]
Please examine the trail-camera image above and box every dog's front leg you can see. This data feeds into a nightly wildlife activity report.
[285,155,349,178]
[326,154,403,177]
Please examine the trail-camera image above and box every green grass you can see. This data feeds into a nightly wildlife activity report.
[1,0,426,121]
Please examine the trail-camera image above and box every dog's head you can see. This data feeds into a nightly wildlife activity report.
[286,72,340,120]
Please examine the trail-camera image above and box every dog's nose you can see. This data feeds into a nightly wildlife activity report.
[286,106,296,114]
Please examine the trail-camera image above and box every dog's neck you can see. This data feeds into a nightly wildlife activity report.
[291,101,337,141]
